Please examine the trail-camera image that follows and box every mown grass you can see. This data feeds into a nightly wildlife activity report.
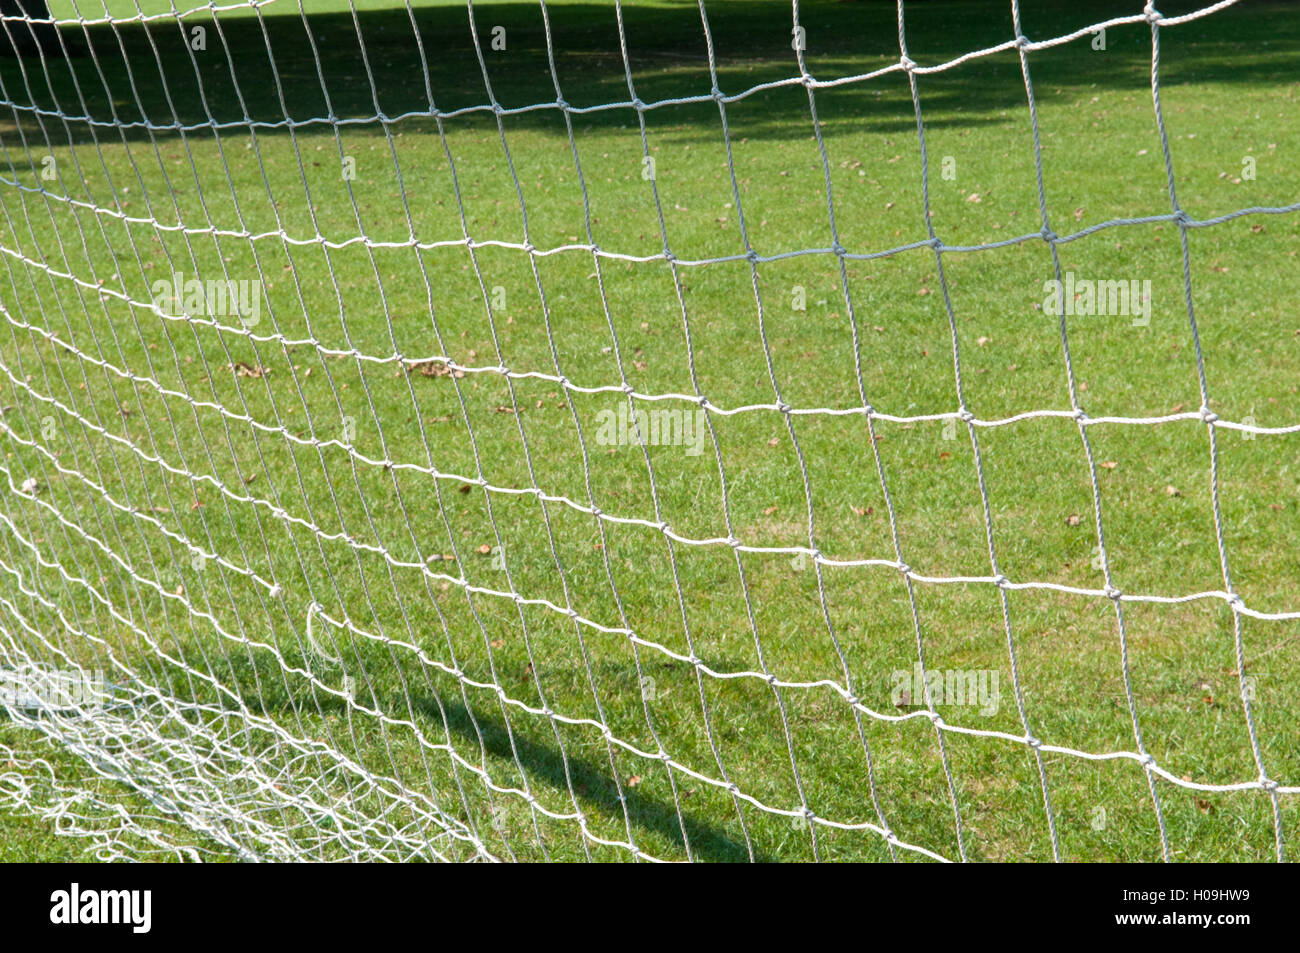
[0,0,1297,861]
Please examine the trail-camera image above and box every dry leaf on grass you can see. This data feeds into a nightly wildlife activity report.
[408,360,463,379]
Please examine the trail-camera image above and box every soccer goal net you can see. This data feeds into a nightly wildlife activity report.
[0,0,1296,862]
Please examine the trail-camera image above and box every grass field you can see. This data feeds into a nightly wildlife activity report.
[0,0,1297,861]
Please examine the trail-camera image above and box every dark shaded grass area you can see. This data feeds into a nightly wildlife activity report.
[0,1,1296,140]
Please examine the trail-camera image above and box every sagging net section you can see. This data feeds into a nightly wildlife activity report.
[0,0,1296,862]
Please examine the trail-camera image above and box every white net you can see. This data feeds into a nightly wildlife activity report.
[0,0,1296,862]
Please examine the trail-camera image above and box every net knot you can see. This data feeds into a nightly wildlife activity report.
[554,97,569,111]
[268,583,282,599]
[1144,4,1162,23]
[899,55,917,73]
[992,573,1009,589]
[776,401,792,414]
[1025,735,1043,749]
[696,395,710,409]
[1173,208,1191,226]
[589,505,603,518]
[831,242,847,257]
[1200,406,1218,423]
[1015,34,1031,50]
[631,98,646,112]
[746,248,761,264]
[1261,778,1280,793]
[958,408,975,424]
[1104,585,1123,601]
[711,87,725,102]
[727,536,743,549]
[1140,753,1157,767]
[1226,593,1245,611]
[896,562,912,577]
[1040,226,1059,243]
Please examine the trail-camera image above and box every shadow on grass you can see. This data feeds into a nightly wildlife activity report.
[0,0,1294,146]
[225,643,763,861]
[413,692,768,861]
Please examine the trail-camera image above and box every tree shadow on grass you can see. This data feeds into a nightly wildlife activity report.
[0,0,1294,147]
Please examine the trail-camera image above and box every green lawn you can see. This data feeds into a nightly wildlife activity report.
[0,0,1297,861]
